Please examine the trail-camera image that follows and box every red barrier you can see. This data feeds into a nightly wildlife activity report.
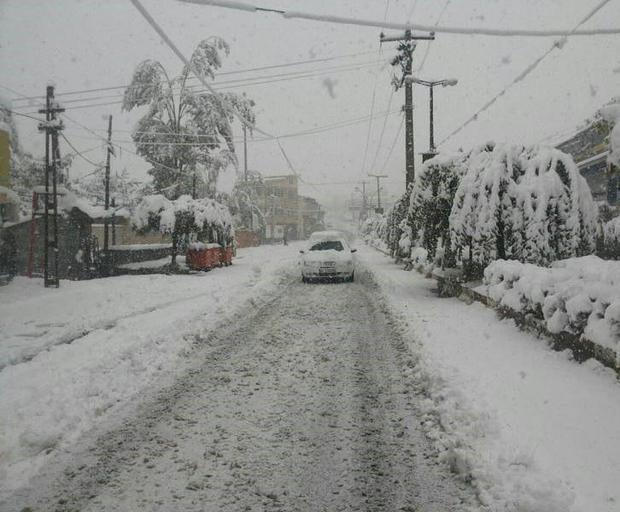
[186,243,223,271]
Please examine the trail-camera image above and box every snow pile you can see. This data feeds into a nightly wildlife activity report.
[484,256,620,351]
[599,99,620,168]
[0,244,300,495]
[450,143,598,266]
[361,245,620,512]
[188,241,221,250]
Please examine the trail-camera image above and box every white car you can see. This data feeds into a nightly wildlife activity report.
[300,232,356,283]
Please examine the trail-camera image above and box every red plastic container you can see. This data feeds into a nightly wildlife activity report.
[220,245,233,266]
[186,243,222,271]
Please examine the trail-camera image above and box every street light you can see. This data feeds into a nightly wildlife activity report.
[405,76,458,158]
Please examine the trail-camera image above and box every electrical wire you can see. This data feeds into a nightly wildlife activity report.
[380,112,405,172]
[10,50,380,103]
[180,0,620,37]
[128,0,303,183]
[439,0,612,147]
[12,58,384,112]
[59,132,103,168]
[359,0,390,178]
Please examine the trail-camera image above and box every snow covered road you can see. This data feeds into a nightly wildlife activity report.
[5,265,475,511]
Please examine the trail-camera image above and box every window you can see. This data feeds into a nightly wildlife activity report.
[309,240,344,251]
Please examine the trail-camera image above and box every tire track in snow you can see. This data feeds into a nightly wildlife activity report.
[8,266,478,511]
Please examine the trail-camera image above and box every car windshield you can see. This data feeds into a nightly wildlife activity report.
[309,240,344,251]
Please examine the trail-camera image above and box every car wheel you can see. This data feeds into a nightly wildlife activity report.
[302,275,307,283]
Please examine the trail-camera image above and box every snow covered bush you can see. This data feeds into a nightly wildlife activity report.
[385,184,414,259]
[484,256,620,355]
[407,152,467,266]
[450,143,598,270]
[132,194,233,266]
[360,214,388,252]
[601,215,620,259]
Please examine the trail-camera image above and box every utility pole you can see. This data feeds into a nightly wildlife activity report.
[368,174,388,214]
[243,124,248,182]
[360,180,368,224]
[103,115,113,257]
[38,85,64,288]
[381,30,435,187]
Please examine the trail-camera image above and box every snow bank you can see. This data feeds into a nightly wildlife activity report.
[484,256,620,352]
[360,245,620,512]
[0,244,299,496]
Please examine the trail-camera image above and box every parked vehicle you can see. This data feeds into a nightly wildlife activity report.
[299,231,356,283]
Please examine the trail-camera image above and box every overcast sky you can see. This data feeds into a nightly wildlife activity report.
[1,0,619,214]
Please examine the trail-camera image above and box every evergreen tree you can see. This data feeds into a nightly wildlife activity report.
[407,153,467,265]
[450,143,598,269]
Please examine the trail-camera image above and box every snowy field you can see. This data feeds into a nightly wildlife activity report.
[0,244,298,496]
[360,245,620,512]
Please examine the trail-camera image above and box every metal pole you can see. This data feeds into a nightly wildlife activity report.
[429,85,435,152]
[43,87,51,285]
[375,176,382,210]
[243,124,248,182]
[103,115,112,253]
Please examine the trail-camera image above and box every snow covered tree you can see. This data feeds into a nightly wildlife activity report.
[226,171,265,233]
[450,143,598,270]
[407,152,467,265]
[122,38,255,198]
[70,168,151,210]
[385,184,414,260]
[132,194,233,267]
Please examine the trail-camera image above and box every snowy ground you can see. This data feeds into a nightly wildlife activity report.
[361,245,620,512]
[0,244,297,496]
[1,242,619,511]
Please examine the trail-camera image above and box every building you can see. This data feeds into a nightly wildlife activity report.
[556,120,618,204]
[299,195,325,239]
[254,174,324,242]
[256,174,301,242]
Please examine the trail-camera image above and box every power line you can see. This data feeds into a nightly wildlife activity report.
[59,132,103,168]
[359,0,390,178]
[380,112,405,172]
[12,58,384,112]
[10,50,380,103]
[439,0,612,147]
[179,0,620,37]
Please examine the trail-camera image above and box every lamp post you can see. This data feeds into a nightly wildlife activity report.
[405,76,457,161]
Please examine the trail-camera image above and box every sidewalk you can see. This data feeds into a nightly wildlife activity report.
[359,245,620,512]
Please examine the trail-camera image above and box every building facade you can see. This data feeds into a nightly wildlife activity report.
[556,120,618,204]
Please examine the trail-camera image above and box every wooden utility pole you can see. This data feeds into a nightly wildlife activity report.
[38,85,64,288]
[103,115,113,253]
[381,30,435,187]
